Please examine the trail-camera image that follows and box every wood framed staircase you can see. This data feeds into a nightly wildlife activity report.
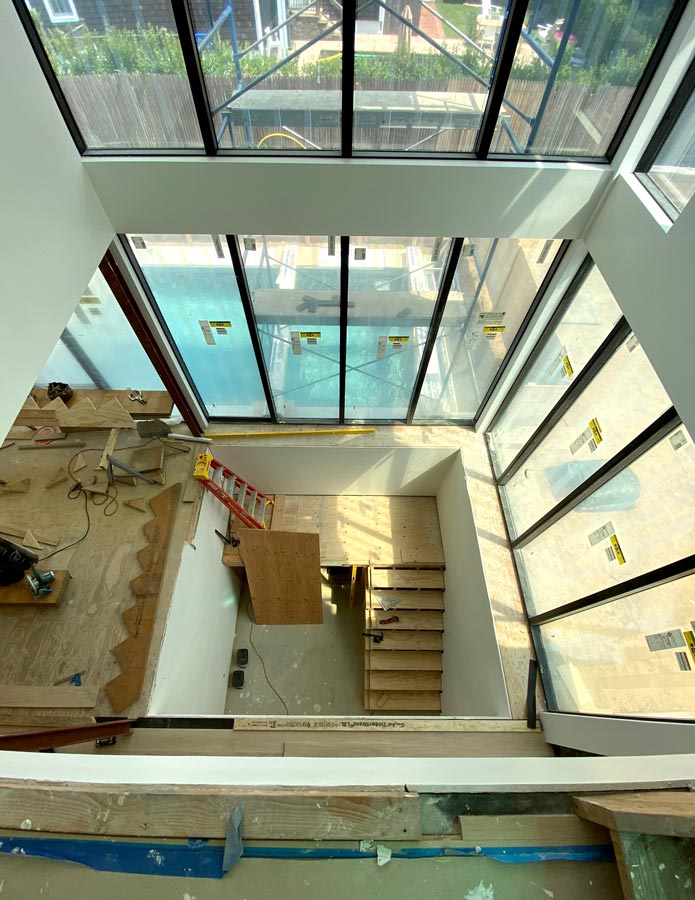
[364,565,445,714]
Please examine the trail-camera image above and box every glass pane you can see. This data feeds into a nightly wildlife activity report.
[415,238,561,420]
[539,575,695,718]
[37,269,164,391]
[192,1,342,151]
[646,85,695,215]
[489,264,622,475]
[345,236,450,419]
[353,0,510,152]
[26,1,203,150]
[490,0,677,157]
[502,333,673,537]
[130,234,269,417]
[518,426,695,616]
[244,235,341,418]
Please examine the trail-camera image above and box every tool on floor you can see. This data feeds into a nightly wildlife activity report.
[53,671,84,686]
[136,419,212,444]
[193,453,273,529]
[236,648,249,668]
[231,670,244,689]
[0,537,55,598]
[105,454,156,486]
[362,631,383,644]
[379,615,399,625]
[127,390,147,405]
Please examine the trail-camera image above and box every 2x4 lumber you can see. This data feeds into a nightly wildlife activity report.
[367,650,443,671]
[459,813,610,847]
[375,630,444,651]
[369,590,444,610]
[371,568,445,590]
[368,670,442,692]
[0,686,98,708]
[0,787,422,841]
[367,609,444,631]
[367,690,442,711]
[233,717,536,732]
[572,791,695,838]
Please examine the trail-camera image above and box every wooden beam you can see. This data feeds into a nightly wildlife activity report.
[0,786,421,840]
[459,813,610,846]
[0,686,98,708]
[233,717,538,732]
[611,830,695,900]
[573,792,695,838]
[0,719,134,751]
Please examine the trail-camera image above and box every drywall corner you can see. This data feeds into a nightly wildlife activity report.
[437,451,510,716]
[148,492,241,715]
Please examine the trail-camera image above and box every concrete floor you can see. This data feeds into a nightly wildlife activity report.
[225,575,366,716]
[0,853,623,899]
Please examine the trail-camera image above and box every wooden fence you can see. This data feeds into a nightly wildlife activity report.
[60,72,633,155]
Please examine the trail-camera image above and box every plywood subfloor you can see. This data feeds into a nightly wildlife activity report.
[0,431,195,717]
[269,494,444,566]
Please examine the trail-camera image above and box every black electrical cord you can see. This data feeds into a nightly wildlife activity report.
[245,595,290,715]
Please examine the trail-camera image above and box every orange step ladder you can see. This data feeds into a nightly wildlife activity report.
[193,453,272,530]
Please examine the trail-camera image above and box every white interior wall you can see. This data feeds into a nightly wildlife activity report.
[585,175,695,435]
[148,492,241,715]
[541,712,695,756]
[436,452,510,716]
[0,5,113,443]
[212,446,457,496]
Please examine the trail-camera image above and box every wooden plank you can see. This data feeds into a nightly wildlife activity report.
[0,570,70,606]
[369,670,442,691]
[0,787,422,840]
[572,792,695,838]
[0,686,98,708]
[375,631,444,651]
[60,397,135,432]
[98,428,120,469]
[368,650,443,671]
[239,530,322,625]
[612,831,695,900]
[32,388,174,420]
[13,398,60,428]
[369,590,444,610]
[127,445,166,474]
[233,717,537,732]
[367,691,442,711]
[371,568,445,590]
[0,523,60,547]
[367,609,444,631]
[459,814,610,847]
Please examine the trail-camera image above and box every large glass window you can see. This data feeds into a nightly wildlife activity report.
[244,234,341,419]
[37,268,164,391]
[489,264,622,475]
[414,238,562,420]
[353,0,510,152]
[25,1,203,150]
[490,0,678,157]
[191,1,343,151]
[501,332,673,538]
[129,234,269,417]
[638,62,695,218]
[539,575,695,719]
[517,425,695,616]
[345,236,450,419]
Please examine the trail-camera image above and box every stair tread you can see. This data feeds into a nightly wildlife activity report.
[369,670,442,691]
[371,568,445,590]
[374,631,443,651]
[369,590,444,611]
[367,650,442,671]
[366,690,442,712]
[366,609,444,631]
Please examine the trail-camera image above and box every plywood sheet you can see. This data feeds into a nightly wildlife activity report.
[369,590,444,610]
[368,670,442,691]
[375,631,443,651]
[367,609,444,631]
[239,530,322,625]
[269,495,444,565]
[367,690,442,711]
[371,568,445,590]
[368,650,443,671]
[0,686,97,708]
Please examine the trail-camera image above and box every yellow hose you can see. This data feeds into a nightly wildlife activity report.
[257,132,307,149]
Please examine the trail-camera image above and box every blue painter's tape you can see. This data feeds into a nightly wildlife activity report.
[0,837,613,878]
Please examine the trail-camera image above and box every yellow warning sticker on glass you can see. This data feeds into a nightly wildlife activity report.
[563,355,573,377]
[388,336,410,343]
[589,417,603,445]
[209,320,232,328]
[609,533,626,565]
[483,326,506,334]
[300,332,321,339]
[684,631,695,665]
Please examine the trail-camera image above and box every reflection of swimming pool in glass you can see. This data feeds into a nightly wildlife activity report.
[142,265,423,418]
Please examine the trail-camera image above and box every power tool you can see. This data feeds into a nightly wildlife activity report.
[0,537,55,598]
